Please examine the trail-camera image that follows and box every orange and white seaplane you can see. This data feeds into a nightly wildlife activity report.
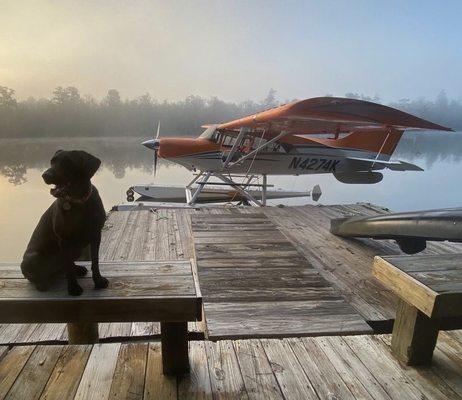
[134,97,451,206]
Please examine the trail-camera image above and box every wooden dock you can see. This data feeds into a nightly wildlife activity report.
[1,203,462,398]
[0,331,461,399]
[0,203,462,343]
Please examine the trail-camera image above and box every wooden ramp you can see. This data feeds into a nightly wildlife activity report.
[191,213,372,339]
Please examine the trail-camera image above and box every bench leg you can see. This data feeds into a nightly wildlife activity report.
[160,322,189,375]
[391,299,440,365]
[67,322,99,344]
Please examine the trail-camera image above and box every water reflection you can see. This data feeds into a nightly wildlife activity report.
[0,137,167,185]
[394,132,462,168]
[0,132,461,185]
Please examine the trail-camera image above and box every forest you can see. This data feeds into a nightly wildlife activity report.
[1,86,461,138]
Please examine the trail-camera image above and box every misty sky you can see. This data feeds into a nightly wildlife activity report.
[1,0,461,103]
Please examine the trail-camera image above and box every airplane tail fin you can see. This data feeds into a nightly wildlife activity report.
[334,129,404,159]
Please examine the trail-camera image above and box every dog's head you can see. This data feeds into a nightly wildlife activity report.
[42,150,101,199]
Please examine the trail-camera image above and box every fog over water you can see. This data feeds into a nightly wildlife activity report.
[1,132,461,262]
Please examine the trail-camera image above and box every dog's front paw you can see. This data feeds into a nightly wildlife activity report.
[93,275,109,289]
[73,265,88,277]
[68,283,83,296]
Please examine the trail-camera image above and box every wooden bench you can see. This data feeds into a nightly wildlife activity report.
[0,260,202,374]
[373,254,462,365]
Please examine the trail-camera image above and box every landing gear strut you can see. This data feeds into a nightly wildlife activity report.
[185,172,266,207]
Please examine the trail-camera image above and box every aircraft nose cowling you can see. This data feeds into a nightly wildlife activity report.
[157,138,220,159]
[141,139,160,150]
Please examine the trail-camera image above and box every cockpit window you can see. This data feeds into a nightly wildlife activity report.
[207,129,288,154]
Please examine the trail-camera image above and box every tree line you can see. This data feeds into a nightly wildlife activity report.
[0,86,461,138]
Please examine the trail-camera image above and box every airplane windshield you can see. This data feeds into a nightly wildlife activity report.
[199,125,219,139]
[212,131,287,154]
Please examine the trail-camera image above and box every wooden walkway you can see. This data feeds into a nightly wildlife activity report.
[1,331,461,399]
[1,203,462,343]
[191,213,370,339]
[261,204,462,328]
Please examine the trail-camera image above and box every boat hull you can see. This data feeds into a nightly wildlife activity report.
[330,208,462,254]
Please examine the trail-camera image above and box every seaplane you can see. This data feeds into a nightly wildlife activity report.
[129,96,451,206]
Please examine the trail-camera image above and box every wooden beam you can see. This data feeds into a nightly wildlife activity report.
[67,322,99,344]
[0,297,199,323]
[391,299,440,365]
[373,256,437,317]
[160,322,189,375]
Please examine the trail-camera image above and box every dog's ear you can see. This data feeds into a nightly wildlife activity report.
[51,149,64,163]
[76,151,101,178]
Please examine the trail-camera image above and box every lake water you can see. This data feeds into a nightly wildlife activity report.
[1,132,461,262]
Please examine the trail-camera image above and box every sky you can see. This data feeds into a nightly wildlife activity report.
[1,0,461,103]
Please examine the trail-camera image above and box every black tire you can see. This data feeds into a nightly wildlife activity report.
[127,195,135,202]
[126,188,134,196]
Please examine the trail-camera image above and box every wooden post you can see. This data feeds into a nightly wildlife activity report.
[391,299,440,365]
[67,322,99,344]
[160,321,189,375]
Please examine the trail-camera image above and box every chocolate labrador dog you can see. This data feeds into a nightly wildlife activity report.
[21,150,109,296]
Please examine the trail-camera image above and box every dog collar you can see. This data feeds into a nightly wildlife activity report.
[61,185,93,209]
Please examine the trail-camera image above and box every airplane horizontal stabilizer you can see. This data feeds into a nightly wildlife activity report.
[345,157,423,171]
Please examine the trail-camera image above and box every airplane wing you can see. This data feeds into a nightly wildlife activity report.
[205,97,452,139]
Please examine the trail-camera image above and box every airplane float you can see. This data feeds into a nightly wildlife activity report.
[129,97,451,206]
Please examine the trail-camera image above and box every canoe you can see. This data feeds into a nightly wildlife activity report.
[330,208,462,254]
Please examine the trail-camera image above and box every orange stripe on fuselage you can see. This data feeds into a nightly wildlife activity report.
[158,138,221,158]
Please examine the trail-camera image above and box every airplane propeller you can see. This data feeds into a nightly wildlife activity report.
[141,121,161,176]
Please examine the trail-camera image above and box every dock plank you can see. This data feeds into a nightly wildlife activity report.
[0,345,35,399]
[144,343,177,400]
[314,337,388,400]
[5,345,62,400]
[177,341,213,400]
[204,301,371,339]
[108,343,148,400]
[191,213,371,339]
[74,343,121,400]
[343,335,448,400]
[288,337,356,400]
[261,339,318,400]
[379,334,462,399]
[233,340,284,400]
[40,345,92,400]
[204,340,248,400]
